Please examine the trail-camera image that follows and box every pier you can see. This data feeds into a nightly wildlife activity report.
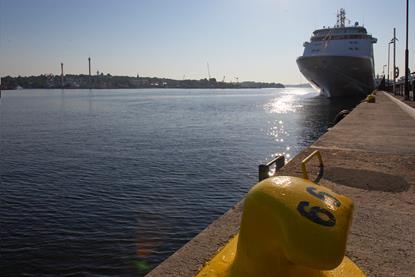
[148,91,415,276]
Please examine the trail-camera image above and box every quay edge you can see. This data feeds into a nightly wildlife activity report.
[147,91,415,277]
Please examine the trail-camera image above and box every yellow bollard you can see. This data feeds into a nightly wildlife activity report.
[365,94,376,103]
[196,176,364,277]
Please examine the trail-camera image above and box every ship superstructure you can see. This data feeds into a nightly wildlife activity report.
[296,9,377,97]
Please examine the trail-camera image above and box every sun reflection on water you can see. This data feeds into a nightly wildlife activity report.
[266,121,293,161]
[264,95,303,114]
[267,120,288,143]
[264,93,305,162]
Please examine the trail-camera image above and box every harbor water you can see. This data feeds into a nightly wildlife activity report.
[0,88,359,276]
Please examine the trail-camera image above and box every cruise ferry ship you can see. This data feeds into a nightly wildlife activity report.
[296,9,377,98]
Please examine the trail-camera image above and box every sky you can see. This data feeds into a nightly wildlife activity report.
[0,0,414,84]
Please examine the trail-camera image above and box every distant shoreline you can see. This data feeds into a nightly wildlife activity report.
[284,83,312,88]
[2,87,287,91]
[0,74,285,90]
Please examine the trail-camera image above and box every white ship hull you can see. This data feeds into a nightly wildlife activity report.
[296,55,375,98]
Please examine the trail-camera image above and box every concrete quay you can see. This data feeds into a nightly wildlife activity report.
[148,91,415,277]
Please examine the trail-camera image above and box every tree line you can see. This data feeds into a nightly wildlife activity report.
[0,74,284,90]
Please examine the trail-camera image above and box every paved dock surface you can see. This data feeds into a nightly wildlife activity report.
[148,91,415,277]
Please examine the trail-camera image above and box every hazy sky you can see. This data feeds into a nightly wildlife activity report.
[0,0,414,83]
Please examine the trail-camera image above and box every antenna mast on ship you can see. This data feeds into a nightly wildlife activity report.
[336,8,346,27]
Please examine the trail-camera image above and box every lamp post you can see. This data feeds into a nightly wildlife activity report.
[404,0,410,100]
[388,41,392,86]
[393,28,397,95]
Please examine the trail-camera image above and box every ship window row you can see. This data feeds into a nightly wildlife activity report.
[310,47,359,52]
[311,34,369,41]
[315,28,366,36]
